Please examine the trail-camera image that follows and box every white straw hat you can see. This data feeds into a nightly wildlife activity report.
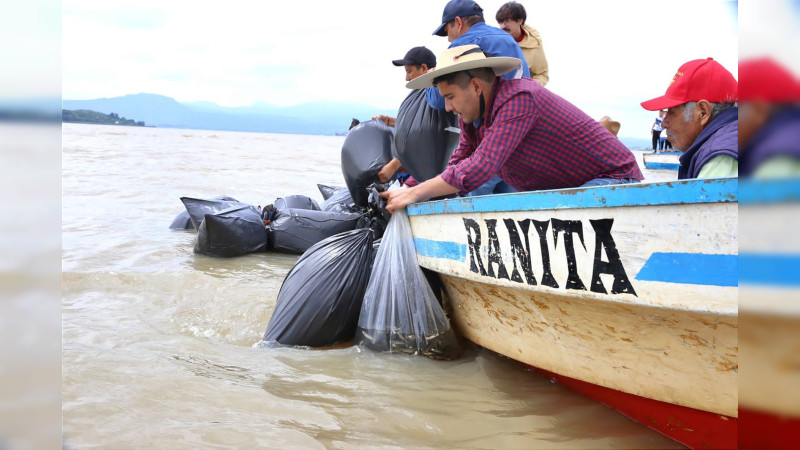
[406,45,521,89]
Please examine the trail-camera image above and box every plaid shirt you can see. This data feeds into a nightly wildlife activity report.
[441,78,643,193]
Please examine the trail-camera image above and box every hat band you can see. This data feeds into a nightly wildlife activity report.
[454,47,488,61]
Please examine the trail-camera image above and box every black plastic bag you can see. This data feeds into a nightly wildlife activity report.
[169,210,194,230]
[341,119,395,207]
[274,195,320,212]
[180,196,246,230]
[262,229,375,347]
[395,89,460,182]
[321,186,360,214]
[267,208,362,254]
[317,184,343,201]
[194,204,268,257]
[355,207,461,360]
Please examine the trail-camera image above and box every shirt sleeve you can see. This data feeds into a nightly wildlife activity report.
[441,91,536,193]
[425,87,446,111]
[697,155,739,178]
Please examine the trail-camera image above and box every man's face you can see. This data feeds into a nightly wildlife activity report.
[404,64,426,82]
[498,18,523,39]
[444,19,461,42]
[437,78,481,123]
[662,103,705,151]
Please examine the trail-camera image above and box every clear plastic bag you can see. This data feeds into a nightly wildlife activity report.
[355,205,461,360]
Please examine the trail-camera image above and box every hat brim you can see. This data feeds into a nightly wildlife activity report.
[640,95,686,111]
[392,59,410,66]
[433,22,448,36]
[406,56,521,89]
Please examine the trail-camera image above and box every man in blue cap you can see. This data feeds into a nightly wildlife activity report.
[427,0,530,196]
[427,0,529,111]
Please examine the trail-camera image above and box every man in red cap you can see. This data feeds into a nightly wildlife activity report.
[641,58,738,179]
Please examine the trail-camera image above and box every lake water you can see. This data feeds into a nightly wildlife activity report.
[59,123,680,448]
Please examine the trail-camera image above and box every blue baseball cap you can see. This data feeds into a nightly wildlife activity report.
[433,0,484,37]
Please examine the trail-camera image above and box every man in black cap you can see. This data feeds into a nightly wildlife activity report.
[374,46,459,185]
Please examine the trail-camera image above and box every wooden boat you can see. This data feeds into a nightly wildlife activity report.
[738,178,800,449]
[643,151,681,171]
[406,178,738,449]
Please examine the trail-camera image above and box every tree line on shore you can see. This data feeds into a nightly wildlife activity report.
[62,109,147,127]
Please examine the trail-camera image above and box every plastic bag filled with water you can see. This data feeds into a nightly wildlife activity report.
[355,206,461,360]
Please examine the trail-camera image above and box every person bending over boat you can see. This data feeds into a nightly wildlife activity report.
[380,45,642,213]
[641,58,738,179]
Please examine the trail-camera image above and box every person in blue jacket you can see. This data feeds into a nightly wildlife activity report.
[426,0,530,112]
[428,0,529,196]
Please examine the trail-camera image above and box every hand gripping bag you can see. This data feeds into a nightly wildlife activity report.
[262,228,375,347]
[355,207,461,360]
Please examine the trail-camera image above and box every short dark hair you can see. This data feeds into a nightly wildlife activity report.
[462,15,485,28]
[495,1,526,24]
[433,67,496,88]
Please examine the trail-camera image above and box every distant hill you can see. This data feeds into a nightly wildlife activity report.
[62,93,396,136]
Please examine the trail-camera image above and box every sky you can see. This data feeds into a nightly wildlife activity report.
[40,0,757,138]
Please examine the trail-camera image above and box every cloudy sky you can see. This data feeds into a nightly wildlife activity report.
[59,0,744,137]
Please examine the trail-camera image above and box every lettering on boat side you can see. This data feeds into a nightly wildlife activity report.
[462,218,637,296]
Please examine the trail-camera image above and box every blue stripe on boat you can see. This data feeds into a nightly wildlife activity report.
[643,162,680,171]
[739,179,800,204]
[739,253,800,287]
[635,253,737,287]
[414,238,465,261]
[407,178,737,216]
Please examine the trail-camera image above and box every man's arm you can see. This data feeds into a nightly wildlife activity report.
[380,176,459,213]
[425,87,446,111]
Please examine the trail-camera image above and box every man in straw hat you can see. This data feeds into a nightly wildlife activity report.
[381,45,642,213]
[640,57,738,179]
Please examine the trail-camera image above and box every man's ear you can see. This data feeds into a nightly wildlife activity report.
[470,77,483,96]
[697,100,713,126]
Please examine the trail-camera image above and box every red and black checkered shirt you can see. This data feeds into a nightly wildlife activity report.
[441,77,643,193]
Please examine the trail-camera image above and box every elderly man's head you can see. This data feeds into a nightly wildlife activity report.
[641,58,737,151]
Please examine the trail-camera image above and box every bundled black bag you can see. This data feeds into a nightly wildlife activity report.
[355,207,461,360]
[180,196,246,230]
[169,210,194,230]
[274,195,320,212]
[194,205,268,257]
[341,119,395,207]
[262,229,375,347]
[267,208,362,254]
[320,186,360,214]
[394,89,460,182]
[317,184,342,201]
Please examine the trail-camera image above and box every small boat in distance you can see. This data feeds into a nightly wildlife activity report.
[406,178,738,449]
[642,150,681,171]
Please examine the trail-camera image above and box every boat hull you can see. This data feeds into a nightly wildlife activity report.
[407,179,738,448]
[643,152,681,170]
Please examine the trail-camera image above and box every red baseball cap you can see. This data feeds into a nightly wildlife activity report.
[738,57,800,103]
[641,58,738,111]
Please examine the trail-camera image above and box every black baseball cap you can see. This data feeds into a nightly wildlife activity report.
[392,46,437,68]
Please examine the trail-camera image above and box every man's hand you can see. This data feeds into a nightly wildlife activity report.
[380,186,419,213]
[379,176,460,213]
[377,158,402,182]
[371,115,396,127]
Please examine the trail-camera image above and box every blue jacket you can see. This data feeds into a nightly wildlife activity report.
[678,107,738,179]
[740,106,800,176]
[426,22,531,110]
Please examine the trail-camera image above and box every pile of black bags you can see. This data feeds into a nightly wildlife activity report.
[171,118,461,359]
